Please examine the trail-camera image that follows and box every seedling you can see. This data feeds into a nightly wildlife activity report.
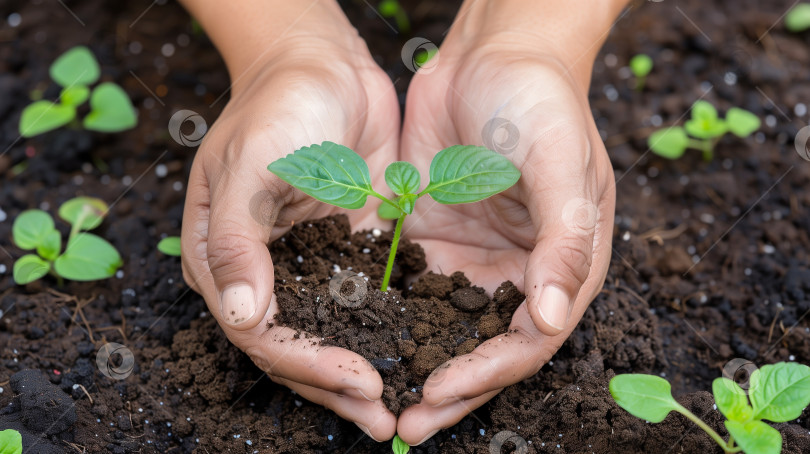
[12,196,122,285]
[610,362,810,454]
[392,435,410,454]
[0,429,22,454]
[378,0,410,33]
[785,3,810,32]
[648,101,760,161]
[268,142,520,291]
[629,54,653,91]
[158,236,182,256]
[19,46,137,138]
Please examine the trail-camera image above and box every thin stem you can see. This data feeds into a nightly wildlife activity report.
[369,191,402,212]
[673,404,734,453]
[380,214,405,292]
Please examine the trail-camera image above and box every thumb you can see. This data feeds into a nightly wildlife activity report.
[207,181,278,329]
[526,196,597,336]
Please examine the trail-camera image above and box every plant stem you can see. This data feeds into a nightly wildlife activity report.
[674,404,737,453]
[380,214,405,292]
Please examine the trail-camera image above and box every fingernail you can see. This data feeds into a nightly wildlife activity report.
[343,388,374,401]
[355,423,382,442]
[414,429,439,446]
[538,285,570,331]
[220,284,257,325]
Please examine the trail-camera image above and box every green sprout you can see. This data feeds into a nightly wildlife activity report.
[648,101,760,161]
[785,3,810,32]
[0,429,22,454]
[12,196,122,285]
[392,435,410,454]
[19,46,137,138]
[158,236,182,256]
[610,362,810,454]
[378,0,410,34]
[629,54,653,91]
[268,141,520,291]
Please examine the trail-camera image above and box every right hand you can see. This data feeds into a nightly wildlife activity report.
[180,33,400,441]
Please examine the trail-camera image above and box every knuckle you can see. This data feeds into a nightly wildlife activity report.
[549,236,593,288]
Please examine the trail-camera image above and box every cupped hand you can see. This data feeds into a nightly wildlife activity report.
[395,36,616,444]
[180,35,400,441]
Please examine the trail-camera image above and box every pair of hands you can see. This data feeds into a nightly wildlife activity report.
[180,2,617,444]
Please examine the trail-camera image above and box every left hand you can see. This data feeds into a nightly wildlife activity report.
[394,18,617,446]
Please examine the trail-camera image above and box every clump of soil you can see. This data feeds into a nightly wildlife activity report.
[271,214,523,414]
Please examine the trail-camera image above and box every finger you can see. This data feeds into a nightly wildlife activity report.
[420,301,556,405]
[270,375,397,442]
[181,156,213,299]
[397,389,501,446]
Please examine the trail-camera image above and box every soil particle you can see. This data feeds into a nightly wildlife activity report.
[450,286,491,312]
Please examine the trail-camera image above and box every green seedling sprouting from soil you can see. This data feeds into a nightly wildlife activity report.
[378,0,410,33]
[158,236,182,257]
[785,3,810,32]
[12,196,122,285]
[391,434,410,454]
[629,54,653,91]
[0,429,23,454]
[19,46,137,137]
[268,141,520,291]
[610,362,810,454]
[648,100,760,161]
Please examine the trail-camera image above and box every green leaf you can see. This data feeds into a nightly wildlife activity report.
[61,85,90,107]
[158,237,182,256]
[49,46,100,87]
[13,254,51,285]
[398,193,417,215]
[268,142,374,209]
[609,374,681,423]
[712,378,753,422]
[725,107,761,138]
[378,199,402,220]
[724,420,782,454]
[421,145,520,204]
[0,429,23,454]
[59,196,109,231]
[18,100,76,137]
[392,435,410,454]
[629,54,653,78]
[385,161,421,195]
[54,233,122,281]
[749,362,810,422]
[685,101,727,139]
[12,209,56,250]
[83,82,138,132]
[37,229,62,261]
[785,3,810,32]
[648,127,689,159]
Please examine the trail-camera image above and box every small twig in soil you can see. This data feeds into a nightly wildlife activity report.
[64,441,86,453]
[75,383,94,404]
[543,390,554,402]
[767,307,783,343]
[639,223,688,245]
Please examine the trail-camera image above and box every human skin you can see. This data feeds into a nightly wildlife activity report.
[178,0,629,445]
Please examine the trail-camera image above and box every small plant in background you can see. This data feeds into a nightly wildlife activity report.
[610,362,810,454]
[19,46,137,138]
[268,141,520,291]
[785,3,810,32]
[648,100,760,161]
[629,53,653,91]
[0,429,22,454]
[391,435,410,454]
[12,196,122,285]
[157,236,182,257]
[378,0,410,34]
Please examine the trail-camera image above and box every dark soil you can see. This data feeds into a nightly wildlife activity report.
[1,0,810,453]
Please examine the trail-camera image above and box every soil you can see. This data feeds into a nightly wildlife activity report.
[1,0,810,453]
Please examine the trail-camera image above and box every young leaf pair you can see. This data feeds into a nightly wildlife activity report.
[649,101,760,161]
[268,142,521,291]
[610,362,810,454]
[19,46,137,138]
[12,197,122,285]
